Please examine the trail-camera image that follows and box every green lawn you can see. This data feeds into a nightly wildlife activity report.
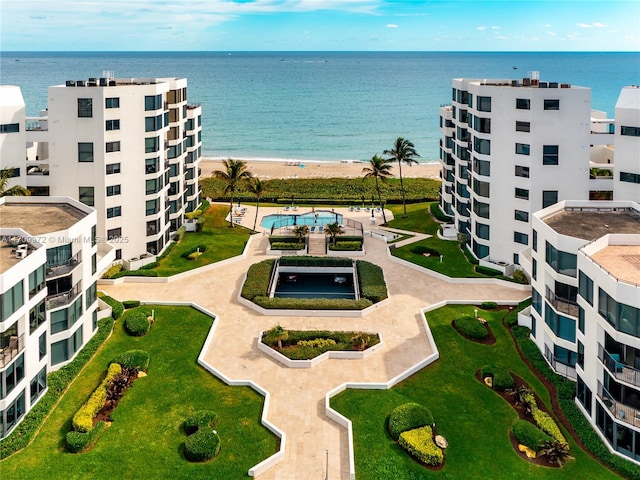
[151,204,252,276]
[331,305,621,480]
[1,305,279,479]
[386,202,439,234]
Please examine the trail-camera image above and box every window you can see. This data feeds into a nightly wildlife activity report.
[578,271,594,305]
[516,98,530,110]
[554,345,577,367]
[578,307,585,333]
[91,225,96,247]
[147,219,160,236]
[105,119,120,130]
[532,258,537,280]
[2,354,25,398]
[598,288,640,336]
[145,136,160,153]
[576,375,592,412]
[620,172,640,184]
[473,178,490,198]
[49,297,83,335]
[146,176,163,195]
[0,123,20,133]
[185,118,194,131]
[145,157,159,174]
[106,141,120,153]
[169,163,179,178]
[145,94,162,111]
[514,210,529,222]
[106,185,121,196]
[39,332,46,360]
[107,206,122,218]
[472,240,489,259]
[515,143,530,155]
[514,232,529,245]
[532,288,542,314]
[621,126,640,136]
[544,99,560,110]
[515,165,530,178]
[473,137,490,155]
[91,253,97,275]
[532,229,537,251]
[78,142,94,162]
[77,98,93,117]
[107,228,122,239]
[86,281,97,309]
[106,163,120,175]
[473,158,490,177]
[146,199,159,216]
[546,241,577,276]
[473,116,491,133]
[543,145,559,165]
[167,144,182,159]
[105,97,120,108]
[515,121,530,132]
[515,188,529,200]
[544,303,576,341]
[79,186,94,206]
[477,96,491,112]
[145,114,163,132]
[115,249,122,260]
[28,265,45,298]
[542,190,558,208]
[475,222,490,240]
[29,300,46,333]
[30,367,47,404]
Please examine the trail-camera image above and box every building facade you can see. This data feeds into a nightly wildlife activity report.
[613,86,640,203]
[0,196,115,439]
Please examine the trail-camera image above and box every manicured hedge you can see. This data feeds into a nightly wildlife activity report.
[0,318,113,459]
[110,350,150,371]
[110,269,159,279]
[102,264,123,279]
[328,241,362,251]
[241,259,275,300]
[532,409,567,446]
[454,316,488,340]
[481,301,498,309]
[481,365,515,391]
[124,312,151,337]
[72,363,122,433]
[410,245,440,256]
[512,420,551,452]
[399,426,443,466]
[122,300,141,309]
[430,202,453,222]
[184,429,221,462]
[357,260,388,303]
[512,269,529,284]
[270,242,305,250]
[268,236,302,246]
[388,403,434,441]
[99,294,124,320]
[181,244,208,259]
[252,296,372,310]
[279,256,352,267]
[184,410,219,435]
[65,421,106,453]
[475,265,502,276]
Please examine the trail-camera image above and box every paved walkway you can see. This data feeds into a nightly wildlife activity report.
[101,225,528,480]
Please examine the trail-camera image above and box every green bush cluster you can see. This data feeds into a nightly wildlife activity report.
[328,241,362,251]
[240,259,275,300]
[181,244,208,260]
[72,363,122,433]
[110,350,150,371]
[184,429,221,462]
[532,409,567,446]
[262,329,379,360]
[279,256,352,267]
[102,264,123,279]
[99,294,124,320]
[122,300,141,309]
[184,410,219,435]
[65,421,106,453]
[140,261,158,270]
[481,365,515,391]
[512,269,529,284]
[124,312,151,337]
[410,245,440,256]
[481,301,498,309]
[270,242,305,250]
[0,318,113,458]
[297,338,337,348]
[268,236,301,246]
[454,316,488,340]
[429,202,452,222]
[388,403,434,441]
[110,269,159,279]
[475,265,502,276]
[398,426,443,466]
[357,260,388,303]
[253,296,373,310]
[512,420,551,452]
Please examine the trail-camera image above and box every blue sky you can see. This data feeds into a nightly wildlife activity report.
[2,0,639,51]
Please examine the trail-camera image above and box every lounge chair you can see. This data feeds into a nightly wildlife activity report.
[349,206,354,212]
[284,206,290,211]
[356,207,361,212]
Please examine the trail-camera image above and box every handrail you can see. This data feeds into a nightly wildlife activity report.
[598,343,640,388]
[597,380,640,427]
[545,286,579,317]
[0,333,25,368]
[47,281,82,310]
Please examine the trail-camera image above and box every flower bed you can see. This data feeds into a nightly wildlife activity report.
[387,402,444,467]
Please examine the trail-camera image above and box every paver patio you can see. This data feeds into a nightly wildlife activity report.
[101,212,528,480]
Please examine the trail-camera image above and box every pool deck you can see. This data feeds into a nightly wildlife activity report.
[100,208,528,480]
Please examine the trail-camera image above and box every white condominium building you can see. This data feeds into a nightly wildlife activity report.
[613,86,640,203]
[439,74,613,267]
[0,196,115,439]
[520,200,640,463]
[1,76,202,262]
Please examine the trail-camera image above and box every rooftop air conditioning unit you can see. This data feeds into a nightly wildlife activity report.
[560,83,571,88]
[539,82,548,88]
[65,80,76,87]
[108,80,117,86]
[77,80,85,87]
[549,82,558,88]
[523,78,530,86]
[99,78,107,86]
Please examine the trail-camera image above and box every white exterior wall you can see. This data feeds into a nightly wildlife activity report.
[614,86,640,202]
[0,86,27,189]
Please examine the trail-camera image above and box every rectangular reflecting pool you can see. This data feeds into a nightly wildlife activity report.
[274,272,356,299]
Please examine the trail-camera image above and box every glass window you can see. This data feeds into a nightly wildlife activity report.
[0,123,20,133]
[105,97,120,109]
[146,199,159,216]
[532,258,537,280]
[145,157,159,174]
[144,94,162,111]
[4,391,25,433]
[515,187,529,200]
[545,241,577,276]
[106,163,120,175]
[472,240,489,259]
[515,165,530,178]
[145,137,160,153]
[91,225,96,247]
[620,172,640,184]
[30,367,47,404]
[578,271,594,305]
[477,96,491,112]
[473,157,490,177]
[46,243,72,268]
[532,288,542,313]
[39,332,46,359]
[474,137,491,155]
[543,145,559,165]
[77,98,92,117]
[516,121,530,132]
[28,265,45,298]
[107,228,122,239]
[91,253,97,275]
[105,141,120,153]
[78,142,94,162]
[516,98,530,110]
[106,185,121,196]
[621,126,640,136]
[105,119,120,130]
[3,354,25,397]
[514,231,529,245]
[475,222,490,240]
[472,199,489,219]
[106,206,121,218]
[542,190,558,208]
[473,116,491,133]
[514,210,529,222]
[515,143,530,155]
[545,302,576,341]
[473,178,490,198]
[79,186,94,206]
[554,345,577,367]
[532,229,537,251]
[51,339,68,365]
[29,299,46,333]
[544,99,560,110]
[145,114,163,132]
[578,306,585,333]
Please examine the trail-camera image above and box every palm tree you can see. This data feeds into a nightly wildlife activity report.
[324,222,343,246]
[0,168,30,197]
[265,324,288,350]
[247,177,265,233]
[212,159,252,228]
[292,224,309,244]
[361,154,393,224]
[383,137,420,218]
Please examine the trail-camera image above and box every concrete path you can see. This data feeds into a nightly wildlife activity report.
[101,231,528,480]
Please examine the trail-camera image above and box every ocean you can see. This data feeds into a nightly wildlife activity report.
[1,51,638,162]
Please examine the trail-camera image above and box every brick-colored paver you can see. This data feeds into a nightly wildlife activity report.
[101,216,528,480]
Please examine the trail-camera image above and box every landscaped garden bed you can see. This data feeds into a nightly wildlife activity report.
[451,315,496,345]
[388,403,445,468]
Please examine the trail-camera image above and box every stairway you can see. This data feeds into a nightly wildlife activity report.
[306,235,327,256]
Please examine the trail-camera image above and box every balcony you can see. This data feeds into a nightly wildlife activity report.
[545,287,579,317]
[47,281,82,310]
[598,380,640,428]
[46,251,81,279]
[599,343,640,389]
[0,333,25,369]
[544,346,577,380]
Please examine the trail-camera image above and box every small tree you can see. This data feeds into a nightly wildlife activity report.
[361,154,393,224]
[212,159,252,228]
[383,137,420,218]
[539,440,571,466]
[292,225,309,244]
[247,177,265,233]
[323,222,343,246]
[265,325,288,350]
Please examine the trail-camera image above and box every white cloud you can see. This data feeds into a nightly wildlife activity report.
[385,23,398,28]
[577,22,608,28]
[477,26,486,31]
[491,25,499,30]
[577,23,591,28]
[592,22,608,28]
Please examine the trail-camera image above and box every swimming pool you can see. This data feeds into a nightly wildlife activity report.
[261,211,343,230]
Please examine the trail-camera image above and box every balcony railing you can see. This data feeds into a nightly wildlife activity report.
[544,346,577,380]
[46,251,82,279]
[0,333,25,368]
[598,380,640,428]
[599,344,640,388]
[47,281,82,310]
[545,287,579,317]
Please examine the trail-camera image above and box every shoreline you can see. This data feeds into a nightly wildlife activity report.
[200,157,442,180]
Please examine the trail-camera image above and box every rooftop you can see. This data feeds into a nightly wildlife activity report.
[543,207,640,241]
[589,245,640,286]
[0,240,33,274]
[0,202,87,235]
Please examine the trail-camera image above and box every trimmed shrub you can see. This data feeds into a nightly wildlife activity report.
[430,202,452,222]
[454,316,488,340]
[99,294,124,320]
[122,300,141,309]
[388,403,434,441]
[253,296,372,310]
[481,301,498,310]
[270,242,305,250]
[512,420,551,452]
[481,365,515,391]
[111,269,159,279]
[410,245,440,256]
[140,262,158,270]
[532,409,567,446]
[102,264,123,279]
[328,241,362,251]
[357,260,388,303]
[512,269,529,284]
[399,426,443,466]
[297,338,336,349]
[124,312,150,337]
[476,265,502,276]
[268,236,301,246]
[184,410,219,435]
[241,259,275,301]
[181,244,208,260]
[279,256,352,267]
[110,350,150,371]
[72,363,122,433]
[65,421,106,453]
[184,429,221,462]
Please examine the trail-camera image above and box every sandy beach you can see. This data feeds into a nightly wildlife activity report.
[199,158,441,181]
